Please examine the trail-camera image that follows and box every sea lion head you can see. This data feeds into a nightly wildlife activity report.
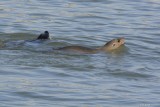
[44,31,49,35]
[37,31,50,40]
[102,37,125,51]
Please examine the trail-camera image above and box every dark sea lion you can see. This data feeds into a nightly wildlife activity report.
[4,31,50,48]
[37,31,50,40]
[56,37,125,54]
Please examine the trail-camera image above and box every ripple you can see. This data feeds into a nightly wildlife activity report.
[1,0,160,107]
[109,71,154,80]
[69,0,113,3]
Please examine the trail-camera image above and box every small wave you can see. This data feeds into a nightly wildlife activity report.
[109,70,154,80]
[69,0,113,4]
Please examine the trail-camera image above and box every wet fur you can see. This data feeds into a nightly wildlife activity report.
[57,46,98,54]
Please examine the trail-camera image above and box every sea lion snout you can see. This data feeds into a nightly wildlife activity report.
[118,37,125,45]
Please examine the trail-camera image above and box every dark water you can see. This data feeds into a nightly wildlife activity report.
[0,0,160,107]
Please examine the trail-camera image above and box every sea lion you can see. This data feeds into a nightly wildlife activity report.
[37,31,50,40]
[56,37,125,54]
[4,31,50,48]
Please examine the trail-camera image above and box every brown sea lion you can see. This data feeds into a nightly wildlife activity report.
[56,37,125,54]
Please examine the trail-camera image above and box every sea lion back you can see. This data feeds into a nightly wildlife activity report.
[57,46,97,54]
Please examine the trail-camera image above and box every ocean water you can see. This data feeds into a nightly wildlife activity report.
[0,0,160,107]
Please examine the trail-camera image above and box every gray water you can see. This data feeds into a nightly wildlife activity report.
[0,0,160,107]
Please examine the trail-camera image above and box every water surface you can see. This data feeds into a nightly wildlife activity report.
[0,0,160,107]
